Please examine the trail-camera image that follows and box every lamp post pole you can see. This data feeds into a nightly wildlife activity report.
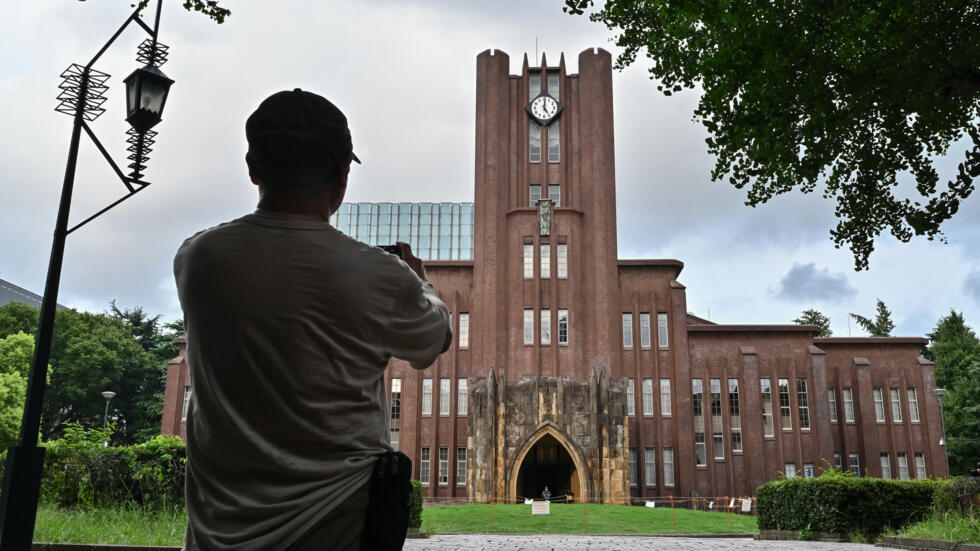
[0,2,172,548]
[935,388,950,477]
[101,391,117,439]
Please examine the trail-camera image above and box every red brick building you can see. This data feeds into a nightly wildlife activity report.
[162,48,948,503]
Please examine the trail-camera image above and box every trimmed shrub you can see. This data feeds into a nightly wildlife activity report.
[934,477,980,516]
[757,468,939,538]
[409,479,423,528]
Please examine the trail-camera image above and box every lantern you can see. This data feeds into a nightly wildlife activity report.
[123,64,174,133]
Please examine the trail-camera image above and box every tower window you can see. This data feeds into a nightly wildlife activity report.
[422,378,432,415]
[541,309,551,345]
[529,73,541,102]
[523,309,534,344]
[547,120,560,163]
[439,378,450,416]
[627,379,636,416]
[529,185,542,206]
[530,122,542,163]
[622,313,633,348]
[457,378,468,415]
[639,313,651,348]
[547,71,559,100]
[548,185,561,206]
[557,309,569,344]
[540,244,550,278]
[523,244,534,279]
[557,244,568,278]
[420,447,431,485]
[657,312,669,347]
[642,378,654,416]
[458,313,469,349]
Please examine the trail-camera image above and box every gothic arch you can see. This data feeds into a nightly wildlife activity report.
[507,422,590,501]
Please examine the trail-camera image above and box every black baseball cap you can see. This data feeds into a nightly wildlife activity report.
[246,88,360,179]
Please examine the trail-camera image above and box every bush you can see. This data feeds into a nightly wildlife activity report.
[409,479,423,528]
[757,468,939,539]
[934,477,980,517]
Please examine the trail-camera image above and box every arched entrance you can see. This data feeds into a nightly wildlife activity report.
[509,424,588,502]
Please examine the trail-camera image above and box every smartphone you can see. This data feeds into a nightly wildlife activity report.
[379,245,402,258]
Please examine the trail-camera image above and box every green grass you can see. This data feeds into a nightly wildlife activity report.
[421,503,758,535]
[893,512,980,544]
[34,503,186,546]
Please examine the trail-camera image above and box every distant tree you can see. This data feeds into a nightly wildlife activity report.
[0,302,41,337]
[0,332,34,448]
[849,299,895,337]
[925,310,980,387]
[793,309,833,337]
[77,0,231,23]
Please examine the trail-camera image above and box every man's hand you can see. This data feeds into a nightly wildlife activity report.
[395,242,426,281]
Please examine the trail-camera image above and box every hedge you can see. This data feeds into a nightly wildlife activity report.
[934,477,980,516]
[757,469,939,538]
[409,479,423,528]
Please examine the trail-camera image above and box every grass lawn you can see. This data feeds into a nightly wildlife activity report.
[421,503,758,535]
[893,512,980,544]
[34,504,187,546]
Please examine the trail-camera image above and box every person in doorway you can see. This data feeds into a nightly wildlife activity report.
[541,486,552,501]
[174,88,452,550]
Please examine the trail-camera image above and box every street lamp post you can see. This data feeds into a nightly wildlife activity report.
[0,2,173,548]
[935,388,950,477]
[101,391,117,438]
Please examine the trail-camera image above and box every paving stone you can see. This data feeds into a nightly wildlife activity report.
[403,535,901,550]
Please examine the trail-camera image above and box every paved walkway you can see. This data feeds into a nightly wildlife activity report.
[404,535,897,550]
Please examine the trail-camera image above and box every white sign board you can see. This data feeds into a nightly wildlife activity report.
[532,500,551,515]
[741,498,753,513]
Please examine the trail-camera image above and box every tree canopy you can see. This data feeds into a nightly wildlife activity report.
[849,299,895,337]
[793,309,833,336]
[564,0,980,270]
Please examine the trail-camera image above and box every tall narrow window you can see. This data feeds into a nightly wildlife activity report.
[457,378,468,415]
[642,378,654,416]
[439,378,450,416]
[182,387,192,421]
[711,378,723,460]
[523,244,534,278]
[456,448,467,485]
[849,452,861,477]
[529,185,542,206]
[915,453,927,479]
[907,387,920,422]
[797,378,810,430]
[629,448,637,486]
[660,378,672,416]
[529,121,542,163]
[692,378,706,466]
[422,378,432,415]
[557,309,569,344]
[547,71,559,100]
[761,379,774,437]
[548,184,561,206]
[639,313,651,348]
[556,244,568,278]
[778,378,792,430]
[897,453,909,480]
[438,447,449,485]
[657,313,669,347]
[622,313,633,348]
[523,309,534,344]
[540,309,551,345]
[843,387,855,422]
[874,388,885,422]
[420,447,431,485]
[540,244,551,278]
[890,387,903,422]
[828,388,839,423]
[645,448,657,485]
[784,463,797,477]
[547,121,560,162]
[728,379,742,452]
[626,378,636,416]
[834,453,843,470]
[880,453,892,479]
[390,378,401,450]
[663,448,675,487]
[529,73,541,101]
[458,313,469,349]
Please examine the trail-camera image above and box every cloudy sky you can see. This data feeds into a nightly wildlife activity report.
[2,0,978,338]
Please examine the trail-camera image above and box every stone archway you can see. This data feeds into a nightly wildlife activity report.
[508,423,589,502]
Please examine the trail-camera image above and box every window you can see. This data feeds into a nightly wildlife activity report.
[547,71,559,100]
[645,448,657,486]
[797,378,810,430]
[642,378,654,416]
[556,244,568,278]
[390,379,401,450]
[880,453,892,479]
[891,387,903,422]
[639,313,651,348]
[422,378,432,415]
[540,244,551,278]
[710,379,723,459]
[182,387,192,421]
[438,378,451,416]
[622,313,633,348]
[713,433,724,460]
[828,388,839,423]
[457,378,468,415]
[729,379,742,452]
[626,378,636,416]
[547,120,560,163]
[834,453,842,470]
[874,388,885,422]
[778,378,792,431]
[523,244,534,278]
[784,463,797,478]
[420,447,431,485]
[529,185,542,206]
[849,453,861,477]
[529,73,541,101]
[557,309,569,344]
[660,379,672,416]
[458,313,469,349]
[897,453,909,480]
[692,378,706,466]
[523,375,534,382]
[629,448,637,486]
[456,448,467,485]
[438,447,449,485]
[761,379,774,437]
[529,121,542,162]
[663,448,675,487]
[548,185,561,207]
[908,387,920,422]
[843,387,855,422]
[657,313,669,347]
[523,309,534,344]
[541,309,551,345]
[915,453,927,479]
[804,463,816,479]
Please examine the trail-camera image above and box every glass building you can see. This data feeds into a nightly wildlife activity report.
[329,202,474,260]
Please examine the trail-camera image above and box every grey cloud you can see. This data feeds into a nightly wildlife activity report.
[773,262,857,302]
[965,270,980,304]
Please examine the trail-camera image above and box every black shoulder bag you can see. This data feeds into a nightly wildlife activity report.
[364,451,413,551]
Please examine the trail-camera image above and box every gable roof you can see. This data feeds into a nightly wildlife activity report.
[0,278,68,311]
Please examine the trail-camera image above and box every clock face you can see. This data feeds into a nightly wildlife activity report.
[528,94,561,125]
